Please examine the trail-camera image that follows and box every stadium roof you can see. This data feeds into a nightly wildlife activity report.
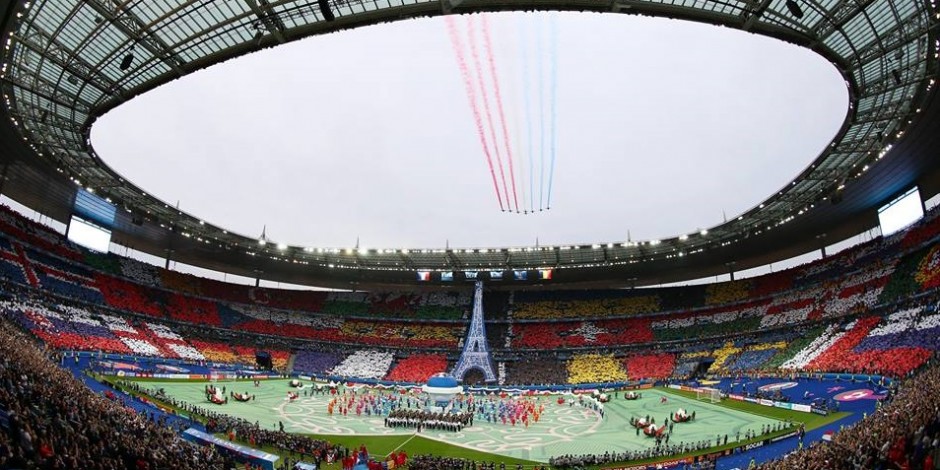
[0,0,938,289]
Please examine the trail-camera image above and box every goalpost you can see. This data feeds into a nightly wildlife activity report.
[208,369,234,385]
[696,387,721,403]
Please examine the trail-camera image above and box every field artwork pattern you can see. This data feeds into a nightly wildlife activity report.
[146,380,785,462]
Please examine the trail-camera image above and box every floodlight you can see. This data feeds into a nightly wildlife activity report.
[785,0,804,18]
[119,52,134,70]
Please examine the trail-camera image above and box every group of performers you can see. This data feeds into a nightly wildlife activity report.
[326,389,419,417]
[339,446,407,470]
[384,409,473,432]
[672,408,694,423]
[475,395,545,427]
[205,384,258,404]
[205,384,227,405]
[631,408,696,438]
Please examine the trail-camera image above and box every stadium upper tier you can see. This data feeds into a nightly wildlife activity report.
[0,1,939,288]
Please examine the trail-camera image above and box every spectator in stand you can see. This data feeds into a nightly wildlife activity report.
[567,353,628,384]
[385,354,449,383]
[0,320,236,469]
[505,357,568,386]
[758,359,940,470]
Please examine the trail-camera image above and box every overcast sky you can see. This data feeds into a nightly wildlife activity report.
[92,11,847,251]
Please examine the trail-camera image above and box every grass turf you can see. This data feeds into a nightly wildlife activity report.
[660,388,849,431]
[116,377,845,468]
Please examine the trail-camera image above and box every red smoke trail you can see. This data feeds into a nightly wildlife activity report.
[445,17,505,211]
[466,15,512,211]
[481,14,520,213]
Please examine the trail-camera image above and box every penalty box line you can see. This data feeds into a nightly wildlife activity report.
[660,388,804,426]
[387,431,419,457]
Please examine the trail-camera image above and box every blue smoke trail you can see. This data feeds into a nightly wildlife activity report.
[519,15,535,214]
[537,15,545,211]
[546,14,557,210]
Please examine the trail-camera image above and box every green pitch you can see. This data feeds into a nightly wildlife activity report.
[139,379,791,463]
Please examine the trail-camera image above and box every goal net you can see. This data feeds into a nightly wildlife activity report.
[208,370,233,384]
[696,387,721,403]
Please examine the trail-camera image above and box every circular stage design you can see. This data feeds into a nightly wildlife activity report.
[757,382,798,392]
[833,389,883,402]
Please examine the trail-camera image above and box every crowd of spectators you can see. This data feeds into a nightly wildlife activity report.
[120,380,347,466]
[0,205,82,261]
[0,320,239,469]
[803,306,937,377]
[3,197,940,389]
[758,359,940,470]
[512,293,661,320]
[624,353,676,380]
[2,200,940,372]
[407,455,548,470]
[329,350,395,379]
[512,318,653,349]
[566,353,628,384]
[704,280,751,306]
[0,297,293,369]
[504,358,568,386]
[548,438,726,469]
[293,349,348,376]
[385,354,449,383]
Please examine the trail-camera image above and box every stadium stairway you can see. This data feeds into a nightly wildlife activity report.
[286,352,297,375]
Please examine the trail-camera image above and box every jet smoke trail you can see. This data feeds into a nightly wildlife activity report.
[482,14,520,213]
[467,15,512,211]
[546,14,558,210]
[519,16,536,213]
[445,17,505,211]
[536,16,546,211]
